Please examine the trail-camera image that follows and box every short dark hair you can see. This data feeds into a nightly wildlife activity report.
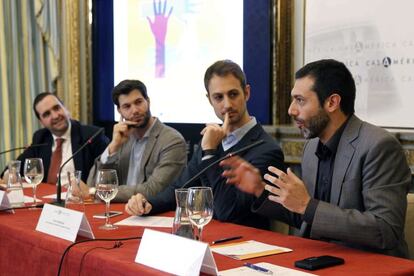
[204,60,247,93]
[295,59,356,115]
[112,80,148,108]
[33,92,64,119]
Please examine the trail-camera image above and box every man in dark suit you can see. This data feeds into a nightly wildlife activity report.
[220,59,411,258]
[125,60,285,229]
[1,92,109,183]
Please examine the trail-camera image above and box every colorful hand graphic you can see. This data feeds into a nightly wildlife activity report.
[147,0,173,78]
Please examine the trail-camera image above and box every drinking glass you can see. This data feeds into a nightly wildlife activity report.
[95,169,119,230]
[172,188,195,239]
[24,158,44,206]
[186,187,214,241]
[65,171,84,212]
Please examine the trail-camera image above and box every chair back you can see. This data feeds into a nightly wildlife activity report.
[405,193,414,259]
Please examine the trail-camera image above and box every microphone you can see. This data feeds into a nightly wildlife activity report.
[179,139,265,188]
[0,143,48,156]
[53,128,104,206]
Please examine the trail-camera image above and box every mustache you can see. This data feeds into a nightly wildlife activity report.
[292,116,304,124]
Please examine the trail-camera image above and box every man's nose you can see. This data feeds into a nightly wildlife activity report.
[288,102,296,116]
[51,110,60,118]
[223,96,232,109]
[131,103,140,113]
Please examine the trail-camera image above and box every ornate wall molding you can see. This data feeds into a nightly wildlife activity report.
[272,0,294,125]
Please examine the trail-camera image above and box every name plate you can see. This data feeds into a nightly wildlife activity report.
[136,229,218,276]
[0,190,13,213]
[36,203,94,242]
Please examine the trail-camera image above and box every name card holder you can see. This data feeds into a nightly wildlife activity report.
[136,229,218,276]
[36,203,94,242]
[0,190,14,213]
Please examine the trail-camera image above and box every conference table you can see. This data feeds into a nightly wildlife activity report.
[1,184,414,276]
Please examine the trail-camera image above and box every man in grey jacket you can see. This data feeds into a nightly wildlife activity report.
[88,79,187,202]
[220,59,411,258]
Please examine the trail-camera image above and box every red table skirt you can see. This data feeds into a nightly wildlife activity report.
[1,184,414,275]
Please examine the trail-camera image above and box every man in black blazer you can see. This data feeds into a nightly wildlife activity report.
[124,60,285,229]
[1,92,109,183]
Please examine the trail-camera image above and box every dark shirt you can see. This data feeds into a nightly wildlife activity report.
[303,118,350,227]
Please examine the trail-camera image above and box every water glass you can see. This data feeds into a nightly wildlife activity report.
[95,169,119,230]
[24,158,44,206]
[186,186,214,241]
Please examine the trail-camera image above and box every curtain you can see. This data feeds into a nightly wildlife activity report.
[0,0,91,172]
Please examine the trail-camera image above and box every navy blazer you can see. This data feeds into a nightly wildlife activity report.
[148,123,286,230]
[2,120,109,183]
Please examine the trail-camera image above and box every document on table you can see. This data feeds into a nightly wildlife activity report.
[42,192,67,199]
[2,183,33,189]
[211,240,292,260]
[219,262,317,276]
[115,216,174,228]
[0,187,41,203]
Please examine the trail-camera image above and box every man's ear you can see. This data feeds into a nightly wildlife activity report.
[244,84,251,102]
[38,120,45,128]
[117,107,122,121]
[325,93,341,112]
[206,93,212,105]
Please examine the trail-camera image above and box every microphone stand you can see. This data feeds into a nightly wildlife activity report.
[52,128,104,206]
[179,139,265,189]
[0,143,49,155]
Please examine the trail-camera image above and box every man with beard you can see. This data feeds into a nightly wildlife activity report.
[87,79,187,202]
[124,60,285,230]
[1,92,109,183]
[220,59,411,258]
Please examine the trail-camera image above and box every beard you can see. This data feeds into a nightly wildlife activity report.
[296,108,330,139]
[135,110,151,129]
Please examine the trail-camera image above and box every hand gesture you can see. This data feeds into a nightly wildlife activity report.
[264,167,311,214]
[108,119,138,154]
[220,155,265,197]
[200,112,230,150]
[125,193,152,216]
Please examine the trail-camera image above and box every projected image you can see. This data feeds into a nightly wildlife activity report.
[114,0,243,123]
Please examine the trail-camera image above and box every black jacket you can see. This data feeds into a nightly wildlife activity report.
[2,120,109,183]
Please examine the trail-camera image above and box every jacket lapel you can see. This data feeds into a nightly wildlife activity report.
[139,120,162,183]
[42,132,54,179]
[330,115,361,204]
[70,120,83,171]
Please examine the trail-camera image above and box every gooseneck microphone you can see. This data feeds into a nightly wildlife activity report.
[53,128,104,206]
[179,139,265,189]
[0,143,49,156]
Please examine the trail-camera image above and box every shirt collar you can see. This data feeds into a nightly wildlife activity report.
[315,116,350,160]
[222,117,257,151]
[133,117,157,140]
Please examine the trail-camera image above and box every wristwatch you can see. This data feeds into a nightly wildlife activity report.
[202,149,217,157]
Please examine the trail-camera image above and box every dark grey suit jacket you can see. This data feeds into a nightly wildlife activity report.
[253,115,411,258]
